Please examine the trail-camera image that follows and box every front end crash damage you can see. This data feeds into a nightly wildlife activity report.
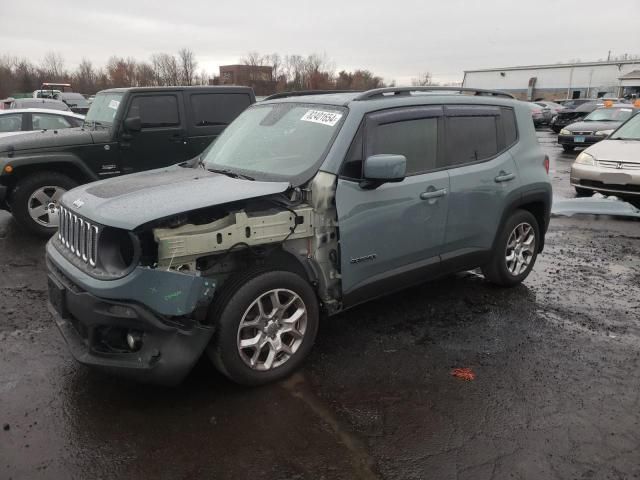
[151,171,342,313]
[46,171,342,384]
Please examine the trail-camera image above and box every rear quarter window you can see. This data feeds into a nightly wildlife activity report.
[501,107,518,147]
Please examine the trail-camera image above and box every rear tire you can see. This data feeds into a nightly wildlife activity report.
[207,269,319,386]
[574,187,593,197]
[562,145,575,153]
[482,210,540,287]
[11,172,77,237]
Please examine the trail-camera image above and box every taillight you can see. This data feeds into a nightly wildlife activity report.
[543,155,550,174]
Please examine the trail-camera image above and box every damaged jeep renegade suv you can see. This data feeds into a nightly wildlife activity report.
[46,87,552,386]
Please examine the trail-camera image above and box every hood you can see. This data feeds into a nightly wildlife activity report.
[0,127,94,153]
[585,139,640,163]
[566,120,622,132]
[61,165,290,230]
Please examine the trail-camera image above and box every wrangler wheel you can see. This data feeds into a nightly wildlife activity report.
[11,172,77,237]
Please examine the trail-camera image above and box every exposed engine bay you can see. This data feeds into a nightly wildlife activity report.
[150,172,342,312]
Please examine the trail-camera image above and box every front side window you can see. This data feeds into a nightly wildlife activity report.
[127,95,180,128]
[0,114,22,132]
[202,103,346,183]
[370,118,438,175]
[32,113,72,130]
[446,115,498,166]
[190,93,252,126]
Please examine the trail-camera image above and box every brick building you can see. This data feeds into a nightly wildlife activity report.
[217,65,277,96]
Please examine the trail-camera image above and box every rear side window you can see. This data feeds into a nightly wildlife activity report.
[32,113,72,130]
[502,107,517,147]
[190,93,252,126]
[127,95,180,128]
[446,115,498,166]
[0,114,22,132]
[370,118,438,175]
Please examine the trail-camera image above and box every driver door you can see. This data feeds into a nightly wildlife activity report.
[119,92,191,174]
[336,106,450,306]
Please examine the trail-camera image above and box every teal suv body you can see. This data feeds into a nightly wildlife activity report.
[46,87,552,386]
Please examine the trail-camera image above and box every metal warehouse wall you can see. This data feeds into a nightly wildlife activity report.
[463,61,640,100]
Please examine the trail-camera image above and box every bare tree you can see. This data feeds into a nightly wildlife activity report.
[74,58,97,93]
[151,53,179,86]
[178,48,197,86]
[41,52,65,80]
[412,72,433,86]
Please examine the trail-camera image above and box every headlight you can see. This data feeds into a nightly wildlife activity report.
[97,227,140,276]
[560,129,571,135]
[575,152,595,166]
[595,129,614,137]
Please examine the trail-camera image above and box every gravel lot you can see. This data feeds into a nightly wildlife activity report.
[1,129,639,480]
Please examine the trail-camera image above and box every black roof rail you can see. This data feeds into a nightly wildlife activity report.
[263,90,359,101]
[354,86,515,101]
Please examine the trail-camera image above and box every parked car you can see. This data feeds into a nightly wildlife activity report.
[535,101,564,121]
[550,100,599,133]
[0,86,255,235]
[570,112,640,197]
[0,109,85,139]
[33,83,72,99]
[524,101,550,126]
[557,104,639,152]
[44,87,551,386]
[54,92,91,115]
[9,98,71,111]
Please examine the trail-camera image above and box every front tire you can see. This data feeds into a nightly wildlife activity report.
[207,270,319,386]
[574,187,593,197]
[11,172,77,237]
[562,145,575,153]
[482,210,540,287]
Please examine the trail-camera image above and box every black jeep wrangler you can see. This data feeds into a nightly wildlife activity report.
[0,86,255,235]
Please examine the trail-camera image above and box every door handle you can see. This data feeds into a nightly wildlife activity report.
[420,188,447,200]
[170,134,188,144]
[495,171,515,183]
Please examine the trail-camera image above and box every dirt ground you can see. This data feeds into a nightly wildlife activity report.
[1,129,639,480]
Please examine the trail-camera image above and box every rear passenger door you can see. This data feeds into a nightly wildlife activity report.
[119,92,190,174]
[336,106,449,303]
[441,105,521,263]
[185,92,253,156]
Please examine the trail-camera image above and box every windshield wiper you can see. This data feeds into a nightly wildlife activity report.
[610,137,639,141]
[206,167,255,181]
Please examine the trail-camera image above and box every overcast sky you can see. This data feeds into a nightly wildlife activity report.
[3,0,639,84]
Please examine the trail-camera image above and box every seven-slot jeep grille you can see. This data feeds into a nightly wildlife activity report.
[58,206,99,267]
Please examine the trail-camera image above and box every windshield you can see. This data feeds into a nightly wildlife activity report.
[202,103,346,182]
[610,114,640,140]
[584,107,635,122]
[84,92,124,126]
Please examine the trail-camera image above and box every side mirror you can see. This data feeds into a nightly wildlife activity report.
[360,154,406,189]
[123,116,142,132]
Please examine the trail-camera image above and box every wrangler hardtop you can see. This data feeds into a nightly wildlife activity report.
[46,87,552,386]
[0,85,255,235]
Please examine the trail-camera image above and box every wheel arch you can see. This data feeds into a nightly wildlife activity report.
[4,154,97,195]
[494,186,551,253]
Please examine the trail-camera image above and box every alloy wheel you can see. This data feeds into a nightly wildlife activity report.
[505,222,536,276]
[28,186,66,228]
[236,288,307,371]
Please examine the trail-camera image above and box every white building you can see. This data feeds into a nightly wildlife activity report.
[462,60,640,101]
